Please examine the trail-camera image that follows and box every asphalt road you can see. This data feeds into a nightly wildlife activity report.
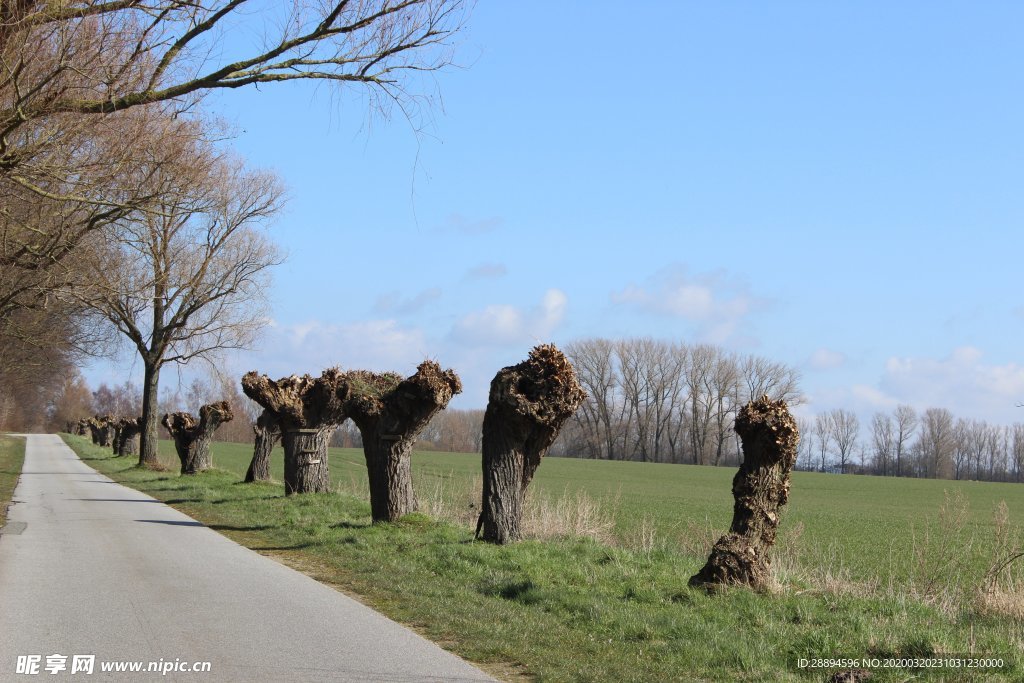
[0,435,495,682]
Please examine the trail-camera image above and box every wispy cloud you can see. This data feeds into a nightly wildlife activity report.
[451,289,567,346]
[611,265,760,343]
[437,213,503,235]
[373,287,442,315]
[464,263,508,281]
[808,348,846,370]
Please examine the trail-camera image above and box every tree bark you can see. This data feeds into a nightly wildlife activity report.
[138,360,162,468]
[281,428,332,495]
[344,361,462,523]
[476,345,587,545]
[245,409,280,483]
[161,401,234,475]
[689,395,800,591]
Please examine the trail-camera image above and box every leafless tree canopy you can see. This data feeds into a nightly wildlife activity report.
[0,0,468,407]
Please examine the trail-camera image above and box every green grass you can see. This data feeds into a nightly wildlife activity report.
[66,435,1024,682]
[0,434,26,527]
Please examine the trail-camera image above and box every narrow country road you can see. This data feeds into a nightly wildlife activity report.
[0,435,495,682]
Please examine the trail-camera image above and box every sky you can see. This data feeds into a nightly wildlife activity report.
[84,2,1024,428]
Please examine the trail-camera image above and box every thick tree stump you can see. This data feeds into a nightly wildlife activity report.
[115,417,143,457]
[161,401,234,475]
[281,428,332,494]
[344,362,462,523]
[689,395,799,590]
[75,419,89,436]
[245,409,280,483]
[242,369,350,495]
[476,344,586,544]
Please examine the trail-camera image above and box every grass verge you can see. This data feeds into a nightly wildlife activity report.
[0,434,26,527]
[65,435,1023,682]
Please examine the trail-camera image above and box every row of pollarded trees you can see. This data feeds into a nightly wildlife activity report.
[75,415,142,457]
[74,402,235,475]
[240,345,587,544]
[240,344,804,586]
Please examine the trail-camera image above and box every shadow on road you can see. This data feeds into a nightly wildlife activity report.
[134,519,205,527]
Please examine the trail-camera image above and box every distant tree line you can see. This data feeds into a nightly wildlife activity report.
[545,338,802,465]
[797,405,1024,483]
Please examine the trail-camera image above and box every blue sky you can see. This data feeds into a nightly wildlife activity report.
[87,2,1024,426]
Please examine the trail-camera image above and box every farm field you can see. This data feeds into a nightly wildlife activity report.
[67,435,1024,681]
[162,438,1024,589]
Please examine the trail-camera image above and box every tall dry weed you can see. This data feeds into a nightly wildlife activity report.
[975,500,1024,620]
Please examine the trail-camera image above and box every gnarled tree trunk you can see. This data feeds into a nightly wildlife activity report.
[161,401,234,475]
[116,417,143,457]
[242,369,351,495]
[245,409,280,483]
[281,427,332,494]
[689,395,799,591]
[476,344,586,545]
[344,362,462,523]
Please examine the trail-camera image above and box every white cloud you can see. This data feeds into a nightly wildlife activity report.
[241,318,429,377]
[809,348,846,370]
[452,288,568,346]
[829,346,1024,423]
[611,265,759,343]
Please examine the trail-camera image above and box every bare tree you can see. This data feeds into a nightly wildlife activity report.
[795,417,816,471]
[814,413,832,472]
[1012,424,1024,483]
[893,404,918,478]
[76,117,283,468]
[829,409,859,474]
[566,338,624,460]
[870,412,894,476]
[918,407,955,479]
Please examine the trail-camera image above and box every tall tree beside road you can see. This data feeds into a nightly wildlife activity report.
[76,118,282,468]
[0,0,469,357]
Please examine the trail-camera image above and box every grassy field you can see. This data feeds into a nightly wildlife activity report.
[0,434,25,527]
[66,435,1024,682]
